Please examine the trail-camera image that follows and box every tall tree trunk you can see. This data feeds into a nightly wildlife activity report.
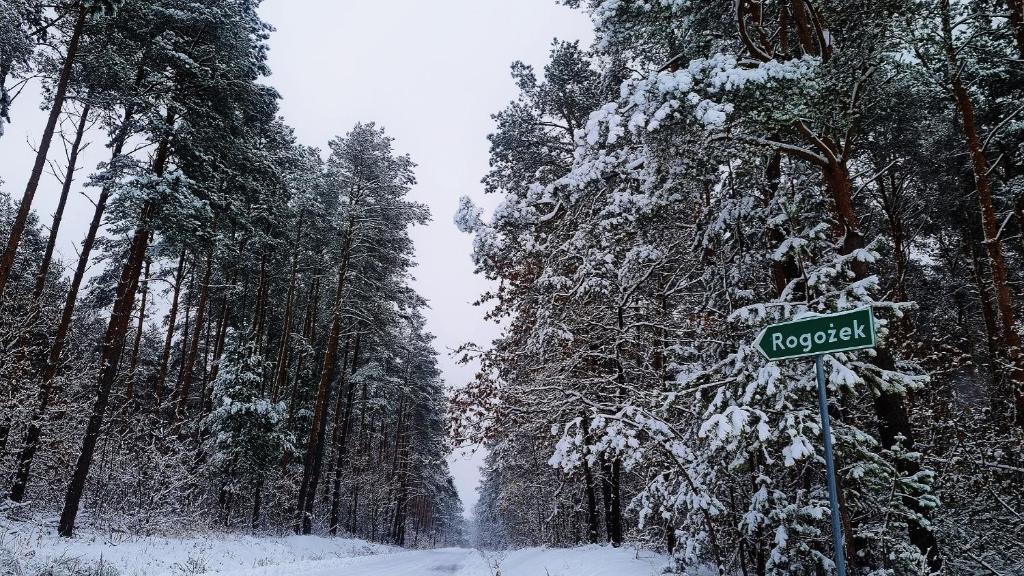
[128,254,151,389]
[0,61,12,131]
[57,111,175,537]
[348,482,361,536]
[609,457,623,546]
[57,200,153,537]
[968,229,1003,380]
[251,252,269,357]
[762,111,942,569]
[877,172,909,306]
[31,101,91,304]
[387,390,408,544]
[604,305,627,548]
[273,219,304,402]
[285,276,321,428]
[391,435,409,546]
[176,265,195,389]
[330,332,361,535]
[581,449,600,545]
[296,228,353,534]
[0,8,87,302]
[823,156,942,571]
[943,0,1024,428]
[790,0,817,57]
[665,516,677,555]
[198,310,215,417]
[348,363,371,535]
[155,250,187,409]
[207,279,233,384]
[251,478,264,531]
[762,144,805,299]
[7,103,146,504]
[599,454,615,543]
[176,251,213,422]
[325,336,351,535]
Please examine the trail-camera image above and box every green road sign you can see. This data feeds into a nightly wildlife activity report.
[754,307,876,361]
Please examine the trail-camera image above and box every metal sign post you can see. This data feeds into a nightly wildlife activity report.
[816,353,846,576]
[754,307,877,576]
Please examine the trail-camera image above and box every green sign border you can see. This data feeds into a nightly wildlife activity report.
[753,306,876,361]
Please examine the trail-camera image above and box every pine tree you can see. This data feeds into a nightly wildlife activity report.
[456,0,1023,572]
[205,333,294,529]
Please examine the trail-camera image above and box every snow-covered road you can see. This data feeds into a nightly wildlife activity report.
[216,547,492,576]
[214,545,672,576]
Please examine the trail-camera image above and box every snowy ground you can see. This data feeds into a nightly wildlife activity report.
[2,518,671,575]
[1,518,393,575]
[489,546,671,576]
[215,546,672,576]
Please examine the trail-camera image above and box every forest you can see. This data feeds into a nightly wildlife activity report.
[453,0,1024,574]
[0,0,464,549]
[2,0,1024,575]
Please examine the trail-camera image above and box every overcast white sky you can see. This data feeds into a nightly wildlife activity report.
[0,1,592,518]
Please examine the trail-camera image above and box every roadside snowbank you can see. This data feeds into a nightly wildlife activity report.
[1,517,395,575]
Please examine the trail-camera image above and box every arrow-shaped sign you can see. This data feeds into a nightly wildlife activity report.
[754,307,876,361]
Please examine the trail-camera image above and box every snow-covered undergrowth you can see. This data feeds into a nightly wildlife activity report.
[0,517,395,576]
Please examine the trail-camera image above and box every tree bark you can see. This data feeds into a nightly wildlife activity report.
[0,61,12,130]
[57,201,153,537]
[609,457,623,545]
[391,436,409,546]
[0,8,87,302]
[348,360,371,535]
[273,219,304,401]
[790,0,817,57]
[581,445,600,544]
[330,332,361,535]
[57,109,175,537]
[296,227,353,534]
[250,252,269,357]
[599,455,615,544]
[604,304,627,548]
[967,225,1002,368]
[176,266,195,389]
[155,250,187,408]
[128,254,151,389]
[251,479,264,531]
[876,171,909,305]
[198,308,216,417]
[176,250,213,421]
[388,390,408,545]
[286,276,321,428]
[207,281,233,384]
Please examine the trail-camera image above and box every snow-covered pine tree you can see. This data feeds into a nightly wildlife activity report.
[205,332,294,529]
[458,0,1023,572]
[0,0,463,550]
